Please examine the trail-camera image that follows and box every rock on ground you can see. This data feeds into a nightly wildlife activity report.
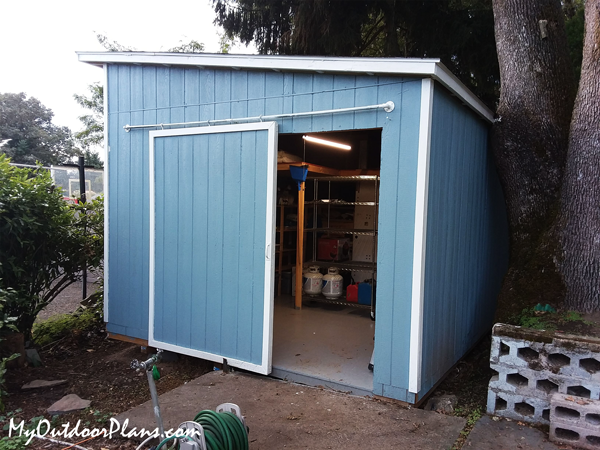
[47,394,91,415]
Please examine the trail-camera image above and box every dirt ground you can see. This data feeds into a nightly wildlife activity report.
[1,326,483,450]
[4,281,599,449]
[3,328,213,449]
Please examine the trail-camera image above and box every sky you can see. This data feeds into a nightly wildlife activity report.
[0,0,255,151]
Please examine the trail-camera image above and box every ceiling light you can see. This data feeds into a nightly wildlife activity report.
[302,135,351,151]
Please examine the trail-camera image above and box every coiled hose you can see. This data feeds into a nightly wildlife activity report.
[155,410,248,450]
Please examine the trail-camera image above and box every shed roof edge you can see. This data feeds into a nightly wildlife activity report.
[77,52,494,123]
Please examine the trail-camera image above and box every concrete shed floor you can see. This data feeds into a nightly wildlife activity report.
[115,371,465,449]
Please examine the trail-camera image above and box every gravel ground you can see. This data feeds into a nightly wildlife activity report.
[35,273,102,322]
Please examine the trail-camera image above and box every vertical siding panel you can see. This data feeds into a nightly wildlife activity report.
[190,135,210,351]
[231,71,248,118]
[237,131,258,361]
[154,139,165,341]
[247,72,266,118]
[184,69,200,123]
[161,139,180,345]
[156,67,171,124]
[107,66,122,334]
[116,65,132,335]
[205,133,225,352]
[215,71,231,120]
[354,76,378,129]
[221,132,242,356]
[251,130,268,363]
[176,137,193,348]
[129,66,145,334]
[170,69,185,124]
[292,73,313,133]
[281,73,294,133]
[200,70,215,122]
[153,67,170,342]
[140,67,156,337]
[332,75,355,130]
[312,74,334,131]
[265,73,284,116]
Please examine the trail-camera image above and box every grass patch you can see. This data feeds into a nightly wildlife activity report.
[511,307,595,332]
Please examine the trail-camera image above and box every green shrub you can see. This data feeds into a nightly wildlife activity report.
[32,307,101,347]
[0,155,103,340]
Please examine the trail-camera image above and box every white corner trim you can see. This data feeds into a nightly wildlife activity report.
[408,78,434,394]
[76,52,493,123]
[147,122,278,375]
[103,64,110,322]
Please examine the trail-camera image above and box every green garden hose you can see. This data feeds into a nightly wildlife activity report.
[155,410,248,450]
[193,410,249,450]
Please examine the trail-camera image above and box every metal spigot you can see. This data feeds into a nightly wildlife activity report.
[131,349,163,372]
[130,349,165,439]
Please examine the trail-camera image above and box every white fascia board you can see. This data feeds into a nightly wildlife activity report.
[431,64,494,123]
[77,52,493,123]
[77,51,440,75]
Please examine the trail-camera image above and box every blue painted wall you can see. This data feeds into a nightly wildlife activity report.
[417,85,508,399]
[104,63,506,403]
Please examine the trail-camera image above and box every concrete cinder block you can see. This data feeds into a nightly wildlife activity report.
[550,422,600,449]
[491,324,600,382]
[551,393,600,432]
[489,363,600,401]
[486,389,550,425]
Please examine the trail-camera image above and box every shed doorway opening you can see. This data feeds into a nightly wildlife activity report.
[272,129,381,395]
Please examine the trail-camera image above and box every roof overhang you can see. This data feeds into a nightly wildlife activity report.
[77,52,494,123]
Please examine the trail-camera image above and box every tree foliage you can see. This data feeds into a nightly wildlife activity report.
[0,155,104,339]
[73,83,104,164]
[0,93,77,166]
[213,0,500,106]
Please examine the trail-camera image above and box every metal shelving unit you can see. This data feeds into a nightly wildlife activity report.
[303,175,379,313]
[276,204,297,296]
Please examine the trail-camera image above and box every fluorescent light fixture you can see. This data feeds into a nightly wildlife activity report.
[302,135,351,151]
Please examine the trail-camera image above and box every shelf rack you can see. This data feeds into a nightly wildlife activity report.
[278,162,380,309]
[300,173,379,313]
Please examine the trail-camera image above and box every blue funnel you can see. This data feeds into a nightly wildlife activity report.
[289,165,308,191]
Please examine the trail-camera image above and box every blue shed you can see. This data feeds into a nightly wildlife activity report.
[79,52,508,405]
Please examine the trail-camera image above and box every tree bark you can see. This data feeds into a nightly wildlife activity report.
[560,0,600,312]
[491,0,575,320]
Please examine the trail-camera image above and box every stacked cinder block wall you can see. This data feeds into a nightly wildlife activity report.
[487,324,600,426]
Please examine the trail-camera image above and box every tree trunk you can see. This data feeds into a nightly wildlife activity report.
[491,0,575,320]
[560,0,600,312]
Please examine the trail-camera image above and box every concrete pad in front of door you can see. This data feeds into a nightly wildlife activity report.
[114,371,465,449]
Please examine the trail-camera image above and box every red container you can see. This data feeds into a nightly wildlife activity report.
[346,283,359,303]
[317,237,351,261]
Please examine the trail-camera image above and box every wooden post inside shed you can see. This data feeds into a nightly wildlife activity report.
[295,180,305,309]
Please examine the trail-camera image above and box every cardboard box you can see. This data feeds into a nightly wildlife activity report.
[318,237,351,261]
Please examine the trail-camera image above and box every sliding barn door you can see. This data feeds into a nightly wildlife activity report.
[149,122,277,374]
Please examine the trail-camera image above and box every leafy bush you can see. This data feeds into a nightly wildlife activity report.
[0,155,103,340]
[32,308,101,347]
